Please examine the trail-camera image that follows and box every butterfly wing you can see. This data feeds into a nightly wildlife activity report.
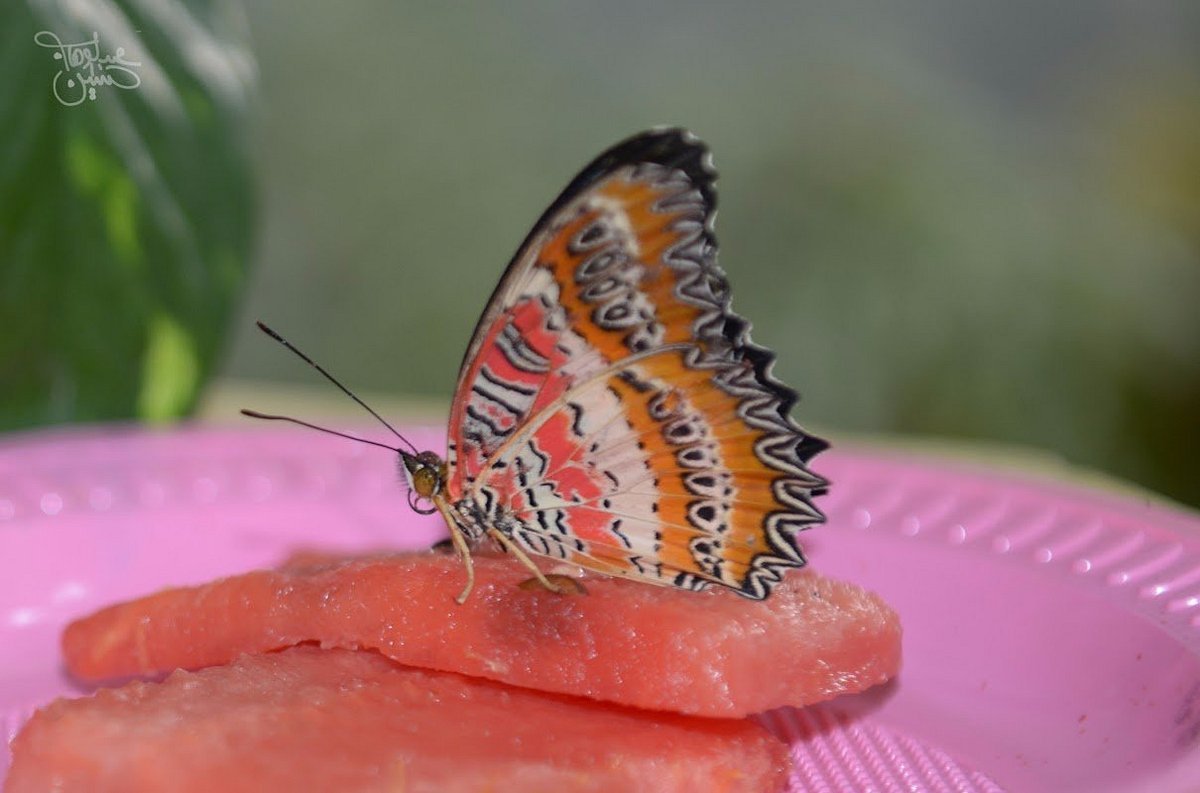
[444,129,827,599]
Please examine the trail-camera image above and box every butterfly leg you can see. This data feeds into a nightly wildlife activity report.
[518,574,588,595]
[435,501,477,604]
[485,527,573,595]
[448,526,477,604]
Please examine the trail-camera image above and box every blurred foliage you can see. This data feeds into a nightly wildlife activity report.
[0,0,255,427]
[223,3,1200,508]
[1095,69,1200,507]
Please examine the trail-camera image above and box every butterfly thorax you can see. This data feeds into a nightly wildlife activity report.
[445,496,494,542]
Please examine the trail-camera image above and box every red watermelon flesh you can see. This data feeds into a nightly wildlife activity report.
[63,551,901,718]
[6,645,789,793]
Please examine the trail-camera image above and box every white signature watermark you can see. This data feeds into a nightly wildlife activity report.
[34,30,141,107]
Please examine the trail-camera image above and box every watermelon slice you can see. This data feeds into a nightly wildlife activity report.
[6,646,789,793]
[63,551,901,717]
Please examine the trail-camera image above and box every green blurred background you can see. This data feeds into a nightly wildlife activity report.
[3,2,1199,508]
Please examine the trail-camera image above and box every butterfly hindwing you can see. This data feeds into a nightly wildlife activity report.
[445,129,828,599]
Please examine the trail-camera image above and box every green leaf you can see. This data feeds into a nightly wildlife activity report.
[0,1,256,429]
[137,312,201,423]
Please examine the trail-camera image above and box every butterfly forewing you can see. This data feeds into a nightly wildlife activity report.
[445,129,828,599]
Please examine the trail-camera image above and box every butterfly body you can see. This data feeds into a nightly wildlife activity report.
[406,129,829,602]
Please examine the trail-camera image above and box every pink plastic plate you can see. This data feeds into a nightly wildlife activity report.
[3,425,1200,792]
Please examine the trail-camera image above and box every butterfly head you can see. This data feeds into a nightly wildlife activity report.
[400,450,447,514]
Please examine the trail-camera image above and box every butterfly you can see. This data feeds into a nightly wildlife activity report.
[247,129,828,603]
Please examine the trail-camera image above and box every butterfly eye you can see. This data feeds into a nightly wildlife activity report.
[410,465,441,498]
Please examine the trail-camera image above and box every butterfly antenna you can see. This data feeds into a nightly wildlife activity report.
[240,410,405,454]
[253,321,420,454]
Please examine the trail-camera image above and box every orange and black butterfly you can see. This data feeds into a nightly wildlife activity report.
[249,129,828,602]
